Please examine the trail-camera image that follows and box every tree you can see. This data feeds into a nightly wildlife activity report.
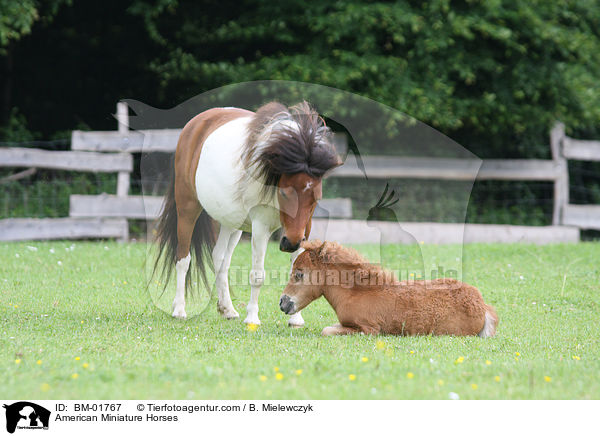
[130,0,600,157]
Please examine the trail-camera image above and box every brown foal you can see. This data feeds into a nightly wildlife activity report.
[279,240,498,337]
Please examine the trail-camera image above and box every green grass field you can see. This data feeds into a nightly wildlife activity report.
[1,241,598,399]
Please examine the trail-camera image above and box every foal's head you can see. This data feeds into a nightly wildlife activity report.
[279,240,327,315]
[246,101,341,252]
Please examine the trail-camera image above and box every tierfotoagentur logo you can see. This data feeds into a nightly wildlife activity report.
[2,402,50,433]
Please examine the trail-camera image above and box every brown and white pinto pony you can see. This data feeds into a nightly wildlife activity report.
[153,101,340,325]
[280,240,499,336]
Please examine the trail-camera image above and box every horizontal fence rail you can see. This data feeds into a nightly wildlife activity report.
[331,156,564,181]
[69,195,353,220]
[0,218,129,242]
[0,147,133,172]
[561,137,600,162]
[72,129,181,153]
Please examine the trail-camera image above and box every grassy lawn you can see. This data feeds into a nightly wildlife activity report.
[0,241,598,400]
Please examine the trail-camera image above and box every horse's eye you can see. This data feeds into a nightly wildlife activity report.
[294,271,304,281]
[279,188,287,199]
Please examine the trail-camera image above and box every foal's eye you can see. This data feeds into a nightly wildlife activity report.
[294,271,304,281]
[279,188,287,199]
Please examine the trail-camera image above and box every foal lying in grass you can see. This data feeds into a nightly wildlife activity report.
[279,240,498,337]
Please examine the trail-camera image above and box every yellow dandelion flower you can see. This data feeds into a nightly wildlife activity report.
[494,376,501,382]
[82,363,89,369]
[410,350,415,354]
[246,323,258,332]
[406,372,414,379]
[13,305,18,308]
[544,376,552,383]
[572,355,581,361]
[361,357,369,363]
[40,383,50,392]
[376,340,385,350]
[75,356,80,361]
[348,374,356,381]
[36,360,42,365]
[295,369,303,375]
[15,359,21,364]
[259,375,267,382]
[485,360,492,365]
[455,356,464,364]
[419,241,425,245]
[71,373,79,380]
[437,379,444,386]
[275,372,284,381]
[515,352,520,356]
[471,383,478,390]
[273,366,279,372]
[81,321,84,324]
[123,281,127,285]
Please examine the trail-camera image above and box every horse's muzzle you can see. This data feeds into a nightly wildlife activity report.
[279,236,300,253]
[279,295,295,314]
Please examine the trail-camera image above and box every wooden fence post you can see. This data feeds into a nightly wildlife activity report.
[116,102,131,198]
[550,122,568,226]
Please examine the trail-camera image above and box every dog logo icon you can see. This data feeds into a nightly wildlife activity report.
[3,402,50,433]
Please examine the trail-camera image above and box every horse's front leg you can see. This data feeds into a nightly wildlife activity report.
[287,247,305,327]
[244,222,270,325]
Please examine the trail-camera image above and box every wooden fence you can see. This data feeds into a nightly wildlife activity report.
[0,102,598,242]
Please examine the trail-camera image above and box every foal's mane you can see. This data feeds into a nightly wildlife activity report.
[241,101,340,198]
[304,240,398,287]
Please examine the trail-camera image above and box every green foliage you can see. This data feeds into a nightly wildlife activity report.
[0,107,36,141]
[1,241,599,399]
[0,171,116,219]
[0,0,69,53]
[130,0,600,157]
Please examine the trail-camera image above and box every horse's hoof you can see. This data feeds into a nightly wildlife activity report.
[217,302,239,319]
[244,314,261,325]
[223,308,240,320]
[172,307,187,319]
[288,323,305,329]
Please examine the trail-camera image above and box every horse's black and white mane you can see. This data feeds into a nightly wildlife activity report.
[242,101,341,197]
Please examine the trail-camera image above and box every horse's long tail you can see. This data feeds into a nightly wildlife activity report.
[478,305,499,338]
[150,170,217,297]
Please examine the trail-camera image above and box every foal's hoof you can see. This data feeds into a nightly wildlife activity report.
[172,306,187,319]
[288,312,305,328]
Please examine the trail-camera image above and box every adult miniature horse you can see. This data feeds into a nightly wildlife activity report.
[153,101,340,326]
[280,240,499,336]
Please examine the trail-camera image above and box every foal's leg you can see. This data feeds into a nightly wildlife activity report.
[321,324,360,336]
[213,226,242,319]
[287,247,305,327]
[172,204,201,319]
[244,222,271,325]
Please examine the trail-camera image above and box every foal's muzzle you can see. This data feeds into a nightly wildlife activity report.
[279,295,295,314]
[279,236,300,253]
